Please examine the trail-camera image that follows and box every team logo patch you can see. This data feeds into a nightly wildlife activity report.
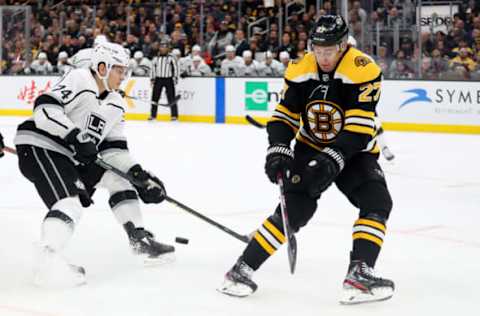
[291,174,301,184]
[354,56,371,67]
[306,101,344,143]
[86,113,106,144]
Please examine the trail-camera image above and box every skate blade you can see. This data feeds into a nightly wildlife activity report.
[340,287,393,305]
[216,279,254,298]
[141,252,176,266]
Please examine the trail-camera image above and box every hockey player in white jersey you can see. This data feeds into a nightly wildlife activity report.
[55,51,73,75]
[221,45,245,76]
[242,50,264,76]
[130,51,153,77]
[26,52,54,75]
[68,34,108,69]
[260,51,283,77]
[14,42,174,287]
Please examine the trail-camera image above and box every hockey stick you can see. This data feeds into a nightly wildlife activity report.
[277,173,297,274]
[245,115,266,129]
[125,94,181,108]
[95,159,250,244]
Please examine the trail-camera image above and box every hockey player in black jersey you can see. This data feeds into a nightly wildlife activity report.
[14,42,174,287]
[219,15,394,304]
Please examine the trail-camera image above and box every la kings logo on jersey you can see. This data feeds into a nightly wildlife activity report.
[86,113,106,143]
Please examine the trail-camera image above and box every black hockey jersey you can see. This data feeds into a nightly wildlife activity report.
[267,47,381,158]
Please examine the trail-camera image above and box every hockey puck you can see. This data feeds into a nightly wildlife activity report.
[175,237,189,244]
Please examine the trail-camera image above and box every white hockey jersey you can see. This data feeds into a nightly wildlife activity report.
[14,68,136,171]
[68,48,94,69]
[130,57,153,77]
[260,59,283,77]
[243,60,264,77]
[220,57,245,76]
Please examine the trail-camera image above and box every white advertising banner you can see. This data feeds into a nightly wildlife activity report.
[224,77,284,119]
[418,5,459,33]
[0,76,216,119]
[378,80,480,126]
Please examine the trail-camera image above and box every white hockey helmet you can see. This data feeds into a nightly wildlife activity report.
[94,34,108,47]
[91,42,130,91]
[133,50,143,59]
[58,51,68,59]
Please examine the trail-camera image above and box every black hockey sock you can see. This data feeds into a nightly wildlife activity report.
[242,215,286,270]
[351,216,386,267]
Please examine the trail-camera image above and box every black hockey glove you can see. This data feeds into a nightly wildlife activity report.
[65,128,98,165]
[265,144,294,184]
[306,147,345,197]
[0,132,4,158]
[127,164,166,204]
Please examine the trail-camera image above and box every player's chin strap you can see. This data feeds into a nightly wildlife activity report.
[95,158,250,243]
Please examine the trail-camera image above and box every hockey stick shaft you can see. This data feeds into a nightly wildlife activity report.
[125,94,180,108]
[245,115,266,129]
[277,173,298,274]
[95,159,250,243]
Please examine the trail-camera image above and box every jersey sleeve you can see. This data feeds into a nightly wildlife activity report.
[333,73,382,159]
[32,70,86,139]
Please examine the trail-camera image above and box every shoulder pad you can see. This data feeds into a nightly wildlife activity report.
[334,48,381,84]
[284,53,319,83]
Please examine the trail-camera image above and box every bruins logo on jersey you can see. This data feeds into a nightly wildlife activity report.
[354,56,371,67]
[305,100,344,142]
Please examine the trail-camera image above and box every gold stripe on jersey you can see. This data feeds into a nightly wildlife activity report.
[270,104,301,132]
[345,109,375,119]
[296,129,324,152]
[254,232,275,255]
[334,47,381,84]
[344,124,375,136]
[284,53,319,83]
[263,219,286,244]
[353,218,386,247]
[352,232,383,247]
[253,219,286,255]
[276,104,301,120]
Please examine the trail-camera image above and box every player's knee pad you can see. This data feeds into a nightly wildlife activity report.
[275,192,317,233]
[108,190,139,211]
[49,197,83,225]
[354,181,393,220]
[100,170,135,193]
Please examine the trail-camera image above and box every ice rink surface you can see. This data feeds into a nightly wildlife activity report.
[0,116,479,316]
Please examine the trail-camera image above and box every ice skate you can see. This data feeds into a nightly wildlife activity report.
[340,260,394,305]
[218,258,257,297]
[33,245,86,288]
[125,222,175,265]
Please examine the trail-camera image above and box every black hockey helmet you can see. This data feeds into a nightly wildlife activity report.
[310,15,349,46]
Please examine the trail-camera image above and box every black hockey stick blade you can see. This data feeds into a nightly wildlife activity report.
[95,159,250,244]
[245,115,266,129]
[277,173,297,274]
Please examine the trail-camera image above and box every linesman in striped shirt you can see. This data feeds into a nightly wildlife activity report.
[150,41,179,121]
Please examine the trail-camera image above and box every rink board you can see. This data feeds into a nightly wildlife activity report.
[0,76,479,133]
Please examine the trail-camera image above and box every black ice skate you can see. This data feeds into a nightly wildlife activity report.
[340,260,394,305]
[218,257,258,297]
[124,222,175,265]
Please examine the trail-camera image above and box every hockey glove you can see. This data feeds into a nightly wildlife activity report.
[0,132,4,158]
[65,128,98,165]
[265,144,294,184]
[306,147,345,197]
[127,164,166,204]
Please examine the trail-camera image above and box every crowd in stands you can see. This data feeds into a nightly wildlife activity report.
[0,0,479,80]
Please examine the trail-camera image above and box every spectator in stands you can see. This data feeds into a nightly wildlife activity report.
[130,51,152,77]
[210,20,234,56]
[55,51,73,75]
[420,57,437,80]
[452,38,474,56]
[389,49,412,76]
[296,40,307,59]
[186,55,212,77]
[277,32,296,59]
[389,61,415,79]
[260,51,283,77]
[431,48,449,74]
[221,45,245,76]
[278,51,290,76]
[449,47,477,71]
[242,50,263,76]
[26,52,53,75]
[234,30,249,57]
